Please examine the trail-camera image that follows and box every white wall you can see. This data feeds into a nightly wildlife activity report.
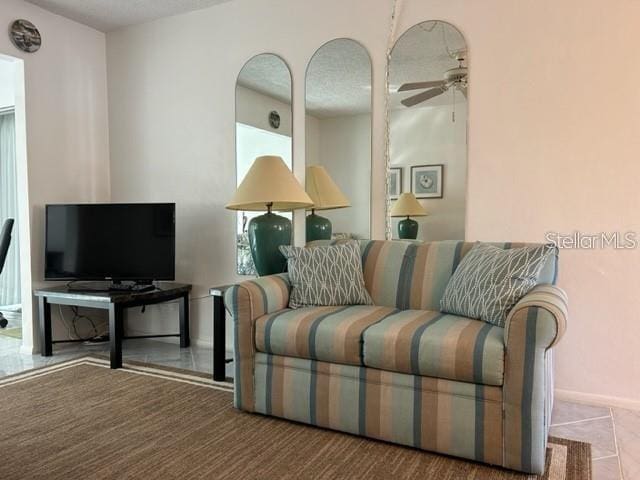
[236,85,291,136]
[310,113,371,238]
[1,0,111,348]
[106,0,640,407]
[0,59,15,109]
[390,102,467,241]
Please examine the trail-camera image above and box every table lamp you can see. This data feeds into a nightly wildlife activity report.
[305,165,350,241]
[390,192,428,239]
[226,155,313,276]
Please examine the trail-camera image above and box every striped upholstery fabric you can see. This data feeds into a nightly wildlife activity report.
[362,310,505,386]
[308,240,558,311]
[503,284,568,474]
[225,274,291,411]
[254,353,504,466]
[255,305,397,365]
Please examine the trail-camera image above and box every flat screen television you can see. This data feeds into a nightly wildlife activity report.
[45,203,175,283]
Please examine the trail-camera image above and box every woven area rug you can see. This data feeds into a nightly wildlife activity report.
[0,357,591,479]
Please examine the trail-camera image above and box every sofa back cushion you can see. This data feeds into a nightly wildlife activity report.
[307,239,558,310]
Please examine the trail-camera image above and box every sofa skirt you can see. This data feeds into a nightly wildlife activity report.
[253,352,504,466]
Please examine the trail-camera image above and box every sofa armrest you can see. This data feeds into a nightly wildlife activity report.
[502,284,568,473]
[224,273,291,323]
[224,273,290,411]
[505,284,568,350]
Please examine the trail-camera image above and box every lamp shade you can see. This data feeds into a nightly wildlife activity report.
[390,192,428,217]
[306,165,350,210]
[226,155,313,211]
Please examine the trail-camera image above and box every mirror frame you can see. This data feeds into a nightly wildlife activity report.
[304,37,374,243]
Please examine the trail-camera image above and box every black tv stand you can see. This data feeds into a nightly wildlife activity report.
[35,282,192,369]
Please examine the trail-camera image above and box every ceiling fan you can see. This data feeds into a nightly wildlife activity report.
[398,54,468,107]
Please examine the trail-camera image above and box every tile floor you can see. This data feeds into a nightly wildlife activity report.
[0,334,636,479]
[550,399,636,479]
[0,334,234,380]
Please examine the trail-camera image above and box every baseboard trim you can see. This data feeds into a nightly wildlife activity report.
[191,337,213,348]
[555,388,640,411]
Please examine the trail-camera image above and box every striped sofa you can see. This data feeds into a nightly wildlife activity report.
[225,240,567,474]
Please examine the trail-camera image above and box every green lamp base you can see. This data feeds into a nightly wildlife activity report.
[398,217,419,240]
[248,212,291,276]
[306,211,332,242]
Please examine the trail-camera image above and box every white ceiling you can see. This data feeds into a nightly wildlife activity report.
[390,20,467,109]
[24,0,233,32]
[238,21,467,118]
[237,55,292,106]
[305,39,372,118]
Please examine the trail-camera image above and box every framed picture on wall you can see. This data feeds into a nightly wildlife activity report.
[389,167,403,200]
[411,164,443,199]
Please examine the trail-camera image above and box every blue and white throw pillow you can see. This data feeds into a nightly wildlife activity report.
[440,242,558,327]
[279,241,373,309]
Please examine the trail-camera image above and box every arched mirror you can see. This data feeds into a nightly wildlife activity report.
[305,39,372,242]
[388,21,467,241]
[235,54,292,275]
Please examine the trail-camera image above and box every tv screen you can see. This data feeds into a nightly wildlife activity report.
[45,203,175,282]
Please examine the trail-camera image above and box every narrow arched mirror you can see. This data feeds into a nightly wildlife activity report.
[235,54,292,275]
[305,39,372,242]
[388,21,467,241]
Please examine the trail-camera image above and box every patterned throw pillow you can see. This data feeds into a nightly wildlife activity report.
[439,242,557,327]
[279,241,373,309]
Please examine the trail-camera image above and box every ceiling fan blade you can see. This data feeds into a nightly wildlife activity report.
[459,86,467,98]
[401,87,446,107]
[398,80,445,92]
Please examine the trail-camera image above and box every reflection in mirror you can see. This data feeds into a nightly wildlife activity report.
[388,21,467,241]
[235,54,292,275]
[305,39,371,242]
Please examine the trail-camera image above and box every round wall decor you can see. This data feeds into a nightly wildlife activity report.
[268,110,281,129]
[9,19,42,53]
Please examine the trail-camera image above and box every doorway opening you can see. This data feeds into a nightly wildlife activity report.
[0,53,33,357]
[0,58,21,340]
[0,108,20,334]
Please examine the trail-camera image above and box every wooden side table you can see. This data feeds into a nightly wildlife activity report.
[34,283,191,369]
[210,285,233,382]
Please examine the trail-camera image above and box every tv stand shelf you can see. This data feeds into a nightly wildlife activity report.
[34,282,191,369]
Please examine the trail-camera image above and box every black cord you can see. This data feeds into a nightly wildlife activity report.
[70,306,99,340]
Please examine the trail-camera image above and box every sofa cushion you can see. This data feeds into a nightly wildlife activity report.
[440,242,558,327]
[279,241,373,309]
[255,305,397,366]
[362,309,505,386]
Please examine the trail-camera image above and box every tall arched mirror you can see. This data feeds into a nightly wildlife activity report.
[235,54,292,275]
[388,21,467,241]
[305,39,372,242]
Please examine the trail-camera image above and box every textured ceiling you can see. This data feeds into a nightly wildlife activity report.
[305,39,372,118]
[237,54,292,106]
[24,0,233,32]
[390,20,467,109]
[238,22,467,118]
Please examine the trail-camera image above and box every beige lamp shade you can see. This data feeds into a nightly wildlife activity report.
[390,192,428,217]
[306,165,350,210]
[226,155,313,211]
